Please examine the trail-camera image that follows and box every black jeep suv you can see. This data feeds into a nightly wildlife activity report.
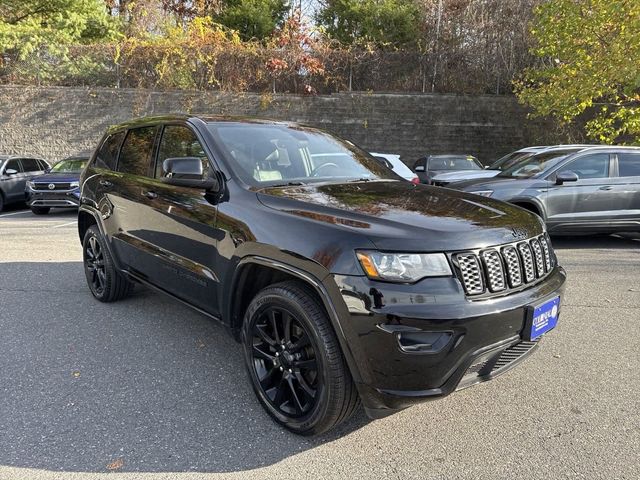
[78,115,566,435]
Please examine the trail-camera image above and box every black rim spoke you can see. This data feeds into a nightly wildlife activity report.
[294,358,317,370]
[250,305,319,419]
[287,377,304,414]
[290,331,310,352]
[255,324,277,346]
[283,312,293,343]
[252,344,275,362]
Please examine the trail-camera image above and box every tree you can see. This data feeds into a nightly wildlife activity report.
[316,0,421,47]
[515,0,640,144]
[213,0,290,41]
[0,0,117,57]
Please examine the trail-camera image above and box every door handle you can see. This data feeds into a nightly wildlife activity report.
[599,186,613,191]
[144,190,158,200]
[99,180,113,187]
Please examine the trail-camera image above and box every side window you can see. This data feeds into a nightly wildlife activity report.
[562,153,610,179]
[95,131,125,170]
[155,125,209,178]
[617,153,640,177]
[5,159,22,173]
[21,158,41,172]
[37,159,50,170]
[117,127,158,177]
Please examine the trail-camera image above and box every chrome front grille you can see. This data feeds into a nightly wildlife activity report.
[454,234,555,297]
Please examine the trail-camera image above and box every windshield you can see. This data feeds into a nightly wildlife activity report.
[490,151,533,170]
[428,156,481,171]
[207,123,397,186]
[50,159,88,173]
[498,150,579,178]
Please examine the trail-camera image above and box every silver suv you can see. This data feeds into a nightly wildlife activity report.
[451,146,640,234]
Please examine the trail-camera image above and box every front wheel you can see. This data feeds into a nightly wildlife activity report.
[31,206,50,215]
[82,225,133,302]
[242,281,360,435]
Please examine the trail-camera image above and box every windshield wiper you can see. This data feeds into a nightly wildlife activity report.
[267,181,307,188]
[346,177,374,183]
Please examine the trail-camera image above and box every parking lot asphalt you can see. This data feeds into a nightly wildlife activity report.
[0,206,639,480]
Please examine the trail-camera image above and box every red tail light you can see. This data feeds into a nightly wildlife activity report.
[411,177,420,184]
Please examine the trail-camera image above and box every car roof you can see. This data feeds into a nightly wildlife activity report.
[107,114,303,134]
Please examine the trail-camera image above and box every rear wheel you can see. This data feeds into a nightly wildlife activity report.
[30,206,50,215]
[0,194,4,212]
[242,281,360,435]
[82,225,133,302]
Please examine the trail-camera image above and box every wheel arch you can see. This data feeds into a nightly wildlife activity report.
[227,256,365,385]
[510,199,546,220]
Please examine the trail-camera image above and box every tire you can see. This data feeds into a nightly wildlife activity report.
[31,206,50,215]
[242,281,360,435]
[82,225,133,302]
[0,193,4,212]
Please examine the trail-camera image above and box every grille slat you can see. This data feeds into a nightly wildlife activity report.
[455,235,555,297]
[517,242,536,283]
[481,250,506,292]
[456,253,484,295]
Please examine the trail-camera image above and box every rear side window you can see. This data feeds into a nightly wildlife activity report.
[155,125,209,178]
[21,158,41,172]
[117,127,158,177]
[95,131,125,170]
[37,159,50,170]
[617,153,640,177]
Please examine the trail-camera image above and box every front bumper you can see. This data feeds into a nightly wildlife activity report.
[26,190,81,208]
[330,266,566,416]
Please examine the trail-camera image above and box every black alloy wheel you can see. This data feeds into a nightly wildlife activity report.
[242,281,360,435]
[250,305,319,418]
[85,234,106,296]
[82,225,133,302]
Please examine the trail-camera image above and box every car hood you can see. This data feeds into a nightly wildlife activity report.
[432,170,499,182]
[257,180,543,251]
[31,172,81,183]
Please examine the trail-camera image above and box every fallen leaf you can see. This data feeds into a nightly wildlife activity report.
[106,458,124,471]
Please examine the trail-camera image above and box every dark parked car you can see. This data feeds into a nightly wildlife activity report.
[412,154,482,184]
[0,155,50,212]
[26,155,89,214]
[455,146,640,234]
[78,115,566,435]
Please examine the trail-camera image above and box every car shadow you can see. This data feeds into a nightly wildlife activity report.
[551,233,640,250]
[0,261,369,474]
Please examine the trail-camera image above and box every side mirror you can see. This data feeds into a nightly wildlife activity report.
[414,165,425,172]
[44,167,51,173]
[161,157,219,191]
[5,168,18,176]
[555,171,579,185]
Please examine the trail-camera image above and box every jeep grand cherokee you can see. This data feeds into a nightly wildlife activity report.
[78,115,566,435]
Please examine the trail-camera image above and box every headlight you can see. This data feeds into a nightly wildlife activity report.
[470,190,493,197]
[26,181,35,189]
[356,251,452,282]
[70,181,79,188]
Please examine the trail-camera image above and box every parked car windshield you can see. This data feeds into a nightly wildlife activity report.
[207,123,396,186]
[489,151,535,171]
[428,156,482,171]
[498,150,580,178]
[50,159,88,173]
